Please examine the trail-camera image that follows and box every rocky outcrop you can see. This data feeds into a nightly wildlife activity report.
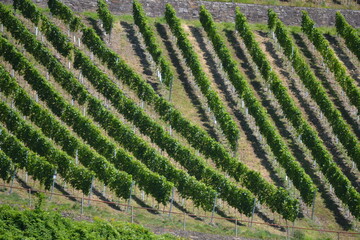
[2,0,360,27]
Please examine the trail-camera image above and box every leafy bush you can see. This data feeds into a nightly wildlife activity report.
[97,0,113,35]
[0,205,177,239]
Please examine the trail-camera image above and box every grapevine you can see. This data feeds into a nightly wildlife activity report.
[0,35,173,202]
[0,125,55,189]
[133,0,174,87]
[267,9,360,219]
[97,0,113,36]
[0,99,94,194]
[201,6,316,206]
[165,4,240,150]
[301,11,360,114]
[9,0,256,213]
[335,12,360,63]
[46,0,300,220]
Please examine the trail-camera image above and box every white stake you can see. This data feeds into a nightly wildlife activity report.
[183,212,186,230]
[250,198,256,227]
[50,170,57,200]
[75,149,78,165]
[311,191,316,220]
[88,177,94,206]
[8,169,16,194]
[168,187,175,217]
[210,194,217,224]
[157,70,162,82]
[127,181,135,212]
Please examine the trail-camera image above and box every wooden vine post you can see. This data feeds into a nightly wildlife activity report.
[311,191,316,220]
[28,188,32,208]
[210,194,217,224]
[127,181,135,212]
[250,198,257,227]
[168,187,175,217]
[87,176,94,206]
[8,168,16,194]
[49,169,57,200]
[81,193,84,215]
[183,211,186,231]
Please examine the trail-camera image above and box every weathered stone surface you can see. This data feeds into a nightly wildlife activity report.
[1,0,360,27]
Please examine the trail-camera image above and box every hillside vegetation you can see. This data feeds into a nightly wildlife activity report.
[0,200,177,239]
[0,0,359,239]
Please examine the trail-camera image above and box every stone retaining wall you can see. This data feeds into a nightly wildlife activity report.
[2,0,360,27]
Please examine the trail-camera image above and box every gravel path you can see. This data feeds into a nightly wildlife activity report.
[151,227,257,240]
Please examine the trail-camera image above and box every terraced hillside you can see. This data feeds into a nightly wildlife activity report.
[0,0,359,239]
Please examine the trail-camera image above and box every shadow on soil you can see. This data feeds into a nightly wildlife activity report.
[293,32,360,139]
[263,31,354,230]
[87,17,104,40]
[120,21,159,94]
[324,33,360,85]
[155,22,219,140]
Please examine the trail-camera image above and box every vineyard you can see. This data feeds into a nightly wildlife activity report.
[0,0,359,239]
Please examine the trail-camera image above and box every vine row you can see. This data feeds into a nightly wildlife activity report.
[335,12,360,62]
[46,0,300,221]
[133,0,173,87]
[12,0,257,214]
[165,4,240,150]
[49,0,301,219]
[2,2,221,210]
[97,0,113,36]
[200,6,316,206]
[47,0,240,179]
[0,100,93,194]
[0,149,15,184]
[269,11,360,160]
[0,32,172,202]
[2,43,215,210]
[0,92,94,194]
[0,66,137,199]
[74,49,255,213]
[78,14,298,221]
[0,126,55,189]
[0,116,55,189]
[267,10,360,219]
[301,11,360,114]
[0,4,174,203]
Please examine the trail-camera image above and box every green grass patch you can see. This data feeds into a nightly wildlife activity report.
[0,202,180,240]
